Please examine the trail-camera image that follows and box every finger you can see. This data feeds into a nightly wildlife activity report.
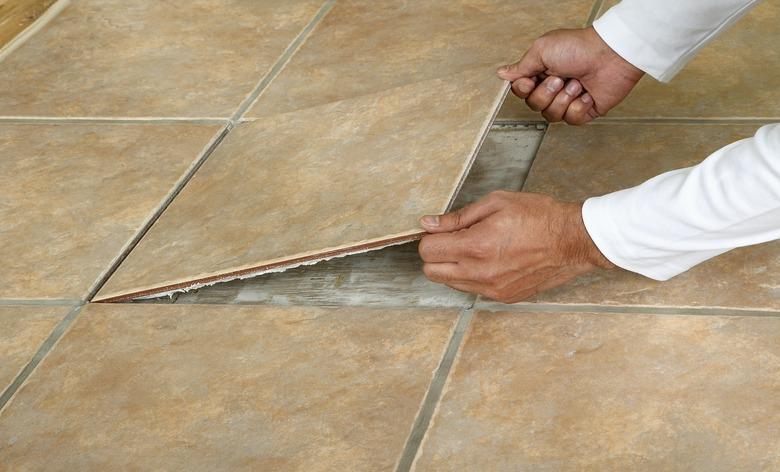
[421,262,463,284]
[563,93,600,125]
[526,76,564,112]
[420,197,502,233]
[541,79,582,123]
[496,43,545,81]
[510,77,537,99]
[418,233,470,263]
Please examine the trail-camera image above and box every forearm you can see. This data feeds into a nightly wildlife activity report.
[582,124,780,280]
[593,0,762,81]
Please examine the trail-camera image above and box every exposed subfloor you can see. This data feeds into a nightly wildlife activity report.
[2,0,780,470]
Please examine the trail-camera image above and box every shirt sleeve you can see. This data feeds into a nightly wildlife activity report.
[582,124,780,281]
[592,0,762,82]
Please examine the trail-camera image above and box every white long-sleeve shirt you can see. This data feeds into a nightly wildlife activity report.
[581,0,780,281]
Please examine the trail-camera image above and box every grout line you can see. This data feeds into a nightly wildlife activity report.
[0,298,82,306]
[85,0,335,302]
[591,117,777,125]
[395,308,473,472]
[0,304,84,414]
[85,124,232,301]
[474,301,780,318]
[230,0,336,122]
[586,0,604,25]
[0,117,229,125]
[0,0,70,63]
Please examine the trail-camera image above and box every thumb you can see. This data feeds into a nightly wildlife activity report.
[496,45,545,81]
[420,198,501,233]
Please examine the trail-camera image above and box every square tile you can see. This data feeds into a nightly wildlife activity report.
[414,310,780,471]
[0,122,221,300]
[600,0,780,119]
[0,305,68,394]
[0,0,56,48]
[96,67,507,302]
[519,123,780,310]
[0,0,323,117]
[173,126,544,308]
[0,303,459,470]
[247,0,595,118]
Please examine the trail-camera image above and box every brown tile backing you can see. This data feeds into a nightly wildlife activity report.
[96,68,508,302]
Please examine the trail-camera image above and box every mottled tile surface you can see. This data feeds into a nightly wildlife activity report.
[0,123,220,299]
[600,0,780,119]
[0,305,67,393]
[174,126,544,308]
[0,303,458,470]
[414,310,780,471]
[520,123,780,310]
[0,0,55,48]
[0,0,322,117]
[247,0,594,118]
[96,68,507,301]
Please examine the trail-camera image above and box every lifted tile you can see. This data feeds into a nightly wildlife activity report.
[248,0,594,118]
[96,68,507,302]
[0,303,458,470]
[0,123,220,300]
[0,0,323,117]
[600,0,780,119]
[173,126,544,308]
[0,305,68,395]
[520,123,780,310]
[414,310,780,471]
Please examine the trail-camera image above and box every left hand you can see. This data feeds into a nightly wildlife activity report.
[418,191,614,303]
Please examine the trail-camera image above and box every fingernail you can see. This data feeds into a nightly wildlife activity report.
[496,65,508,74]
[546,77,564,93]
[580,93,593,104]
[517,80,533,94]
[421,215,440,227]
[565,80,581,96]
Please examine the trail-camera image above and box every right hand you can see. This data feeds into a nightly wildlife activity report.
[498,26,645,125]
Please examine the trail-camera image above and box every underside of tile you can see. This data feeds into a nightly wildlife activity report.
[95,68,509,302]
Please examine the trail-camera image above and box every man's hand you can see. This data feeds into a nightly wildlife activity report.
[418,191,614,303]
[498,27,644,124]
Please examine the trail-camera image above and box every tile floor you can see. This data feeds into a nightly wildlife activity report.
[2,0,780,470]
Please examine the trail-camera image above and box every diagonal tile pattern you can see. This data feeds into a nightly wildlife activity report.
[517,123,780,310]
[173,126,544,308]
[247,0,595,118]
[0,0,324,117]
[0,0,55,48]
[95,68,508,302]
[600,0,780,119]
[0,305,68,393]
[414,310,780,471]
[0,303,459,470]
[0,122,220,300]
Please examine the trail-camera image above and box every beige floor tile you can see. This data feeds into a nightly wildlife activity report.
[0,0,322,117]
[0,305,68,393]
[0,0,56,48]
[0,123,220,300]
[0,303,458,471]
[599,0,780,119]
[96,67,507,302]
[519,123,780,310]
[414,310,780,471]
[172,126,544,308]
[247,0,595,118]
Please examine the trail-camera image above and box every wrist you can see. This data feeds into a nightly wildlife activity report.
[562,201,615,270]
